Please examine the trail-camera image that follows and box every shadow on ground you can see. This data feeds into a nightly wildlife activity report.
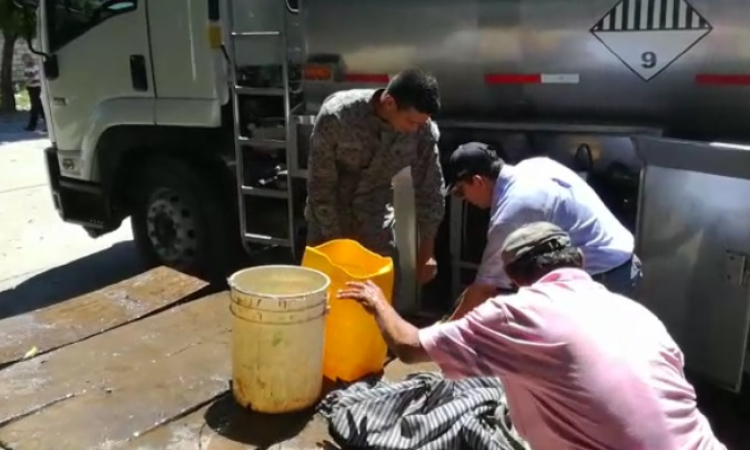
[0,129,47,145]
[0,241,304,322]
[203,392,341,449]
[0,114,47,145]
[0,241,144,319]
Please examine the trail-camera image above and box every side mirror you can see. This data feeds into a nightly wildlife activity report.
[285,0,299,13]
[43,54,59,80]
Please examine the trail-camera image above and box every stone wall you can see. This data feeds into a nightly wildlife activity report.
[0,36,33,88]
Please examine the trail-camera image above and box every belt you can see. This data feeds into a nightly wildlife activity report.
[593,255,634,279]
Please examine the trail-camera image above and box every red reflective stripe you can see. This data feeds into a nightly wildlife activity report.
[696,74,750,86]
[485,73,542,84]
[343,73,390,83]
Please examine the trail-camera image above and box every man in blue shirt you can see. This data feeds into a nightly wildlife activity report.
[446,142,641,319]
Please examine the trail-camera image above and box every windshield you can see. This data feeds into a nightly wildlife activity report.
[45,0,136,52]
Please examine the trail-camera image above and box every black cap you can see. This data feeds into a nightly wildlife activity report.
[445,142,501,195]
[501,222,572,266]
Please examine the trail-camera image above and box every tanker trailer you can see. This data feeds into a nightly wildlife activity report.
[295,0,750,393]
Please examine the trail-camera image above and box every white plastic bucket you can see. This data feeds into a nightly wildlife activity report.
[227,265,330,413]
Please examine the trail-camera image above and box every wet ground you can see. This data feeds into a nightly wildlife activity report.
[0,117,748,449]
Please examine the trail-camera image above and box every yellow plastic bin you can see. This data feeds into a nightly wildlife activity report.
[301,239,394,382]
[228,265,330,413]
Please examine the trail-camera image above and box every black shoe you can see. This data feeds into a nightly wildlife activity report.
[24,126,35,131]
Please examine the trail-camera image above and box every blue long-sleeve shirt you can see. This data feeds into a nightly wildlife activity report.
[476,157,634,289]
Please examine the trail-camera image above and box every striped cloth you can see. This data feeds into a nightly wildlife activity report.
[317,372,529,450]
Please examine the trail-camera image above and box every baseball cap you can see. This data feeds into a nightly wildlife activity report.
[501,222,572,266]
[445,142,501,195]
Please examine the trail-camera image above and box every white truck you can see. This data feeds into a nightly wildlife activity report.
[17,0,750,393]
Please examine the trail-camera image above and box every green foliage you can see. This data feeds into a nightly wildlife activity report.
[0,0,36,113]
[0,0,37,41]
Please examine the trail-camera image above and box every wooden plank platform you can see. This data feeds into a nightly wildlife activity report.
[0,266,208,367]
[124,361,439,450]
[0,292,231,450]
[0,279,439,450]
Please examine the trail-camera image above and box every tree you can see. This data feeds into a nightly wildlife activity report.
[0,0,36,113]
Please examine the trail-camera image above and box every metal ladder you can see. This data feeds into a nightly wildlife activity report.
[224,0,300,256]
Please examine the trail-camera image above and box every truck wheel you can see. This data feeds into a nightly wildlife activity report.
[130,156,235,281]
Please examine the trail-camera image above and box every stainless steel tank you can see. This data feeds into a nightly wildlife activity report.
[290,0,750,394]
[300,0,750,141]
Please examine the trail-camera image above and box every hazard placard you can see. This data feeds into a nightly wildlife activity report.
[591,0,711,82]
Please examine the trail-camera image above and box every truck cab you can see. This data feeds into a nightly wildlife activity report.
[36,0,250,280]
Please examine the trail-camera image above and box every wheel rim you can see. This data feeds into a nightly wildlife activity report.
[145,187,198,266]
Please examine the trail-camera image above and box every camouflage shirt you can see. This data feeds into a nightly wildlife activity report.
[305,89,446,255]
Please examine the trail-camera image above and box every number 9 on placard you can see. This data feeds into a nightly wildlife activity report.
[641,51,657,69]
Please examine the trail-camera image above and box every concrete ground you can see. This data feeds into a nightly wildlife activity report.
[0,114,141,319]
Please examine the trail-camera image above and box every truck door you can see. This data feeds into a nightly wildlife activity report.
[41,0,154,175]
[633,136,750,392]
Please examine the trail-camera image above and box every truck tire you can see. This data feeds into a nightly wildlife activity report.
[130,156,236,281]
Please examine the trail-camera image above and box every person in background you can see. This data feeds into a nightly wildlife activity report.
[305,69,445,286]
[445,142,640,319]
[22,53,43,132]
[338,222,726,450]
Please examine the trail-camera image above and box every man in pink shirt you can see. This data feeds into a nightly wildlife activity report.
[338,222,726,450]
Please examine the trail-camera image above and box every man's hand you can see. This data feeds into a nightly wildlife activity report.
[338,280,430,364]
[418,257,438,285]
[447,283,499,321]
[337,280,388,314]
[416,235,437,285]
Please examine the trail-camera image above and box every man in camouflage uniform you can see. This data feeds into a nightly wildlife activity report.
[305,69,446,286]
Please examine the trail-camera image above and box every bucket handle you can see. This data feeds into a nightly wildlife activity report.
[230,293,330,313]
[229,290,328,313]
[229,302,330,324]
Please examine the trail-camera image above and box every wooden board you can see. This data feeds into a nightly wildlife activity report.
[0,266,208,367]
[124,361,439,450]
[0,292,231,450]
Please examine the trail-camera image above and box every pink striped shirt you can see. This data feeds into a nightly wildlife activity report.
[418,268,726,450]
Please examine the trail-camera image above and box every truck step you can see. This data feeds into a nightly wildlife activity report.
[290,169,308,179]
[234,86,285,96]
[231,31,281,37]
[241,186,288,199]
[236,136,287,149]
[243,233,291,247]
